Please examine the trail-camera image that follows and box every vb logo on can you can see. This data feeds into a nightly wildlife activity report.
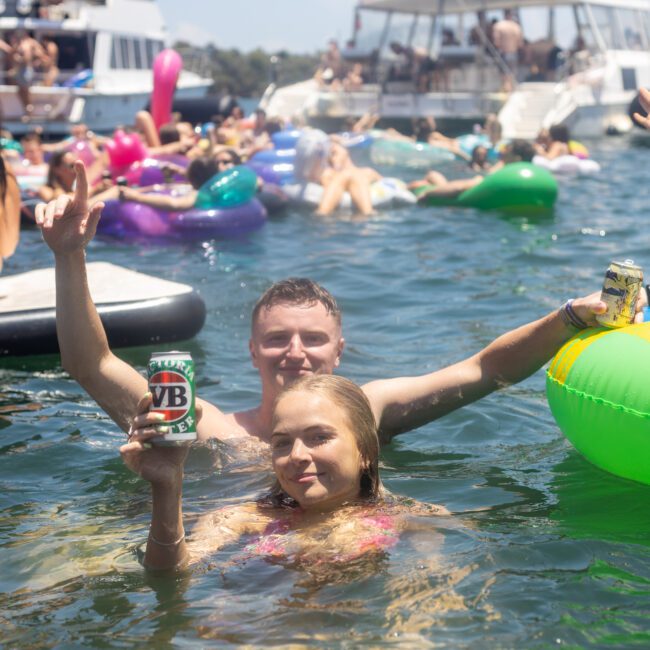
[148,351,196,443]
[150,370,191,423]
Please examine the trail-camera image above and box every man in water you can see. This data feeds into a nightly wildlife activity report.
[35,163,645,450]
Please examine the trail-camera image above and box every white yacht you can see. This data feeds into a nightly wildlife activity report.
[261,0,650,139]
[0,0,211,135]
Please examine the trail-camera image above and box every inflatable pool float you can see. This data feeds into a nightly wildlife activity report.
[370,138,460,169]
[547,322,650,485]
[271,129,303,150]
[282,177,416,210]
[336,131,374,149]
[413,162,558,214]
[99,166,267,240]
[455,133,504,162]
[151,49,182,130]
[257,183,289,214]
[248,147,296,185]
[0,262,206,356]
[99,195,267,240]
[532,154,601,175]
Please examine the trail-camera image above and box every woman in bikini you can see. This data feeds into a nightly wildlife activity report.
[121,374,449,571]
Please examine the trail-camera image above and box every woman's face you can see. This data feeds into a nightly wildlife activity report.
[271,389,363,512]
[56,153,77,188]
[215,151,235,172]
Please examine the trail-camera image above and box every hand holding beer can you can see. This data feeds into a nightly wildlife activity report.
[596,259,643,328]
[147,351,197,445]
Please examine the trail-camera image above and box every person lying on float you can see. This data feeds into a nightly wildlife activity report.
[410,139,534,201]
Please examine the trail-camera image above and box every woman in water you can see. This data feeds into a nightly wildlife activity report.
[310,138,382,217]
[121,374,448,570]
[103,151,240,211]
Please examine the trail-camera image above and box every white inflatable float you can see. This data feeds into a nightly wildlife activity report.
[282,177,416,210]
[532,154,601,175]
[289,129,416,209]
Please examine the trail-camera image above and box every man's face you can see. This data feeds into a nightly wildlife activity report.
[249,302,344,396]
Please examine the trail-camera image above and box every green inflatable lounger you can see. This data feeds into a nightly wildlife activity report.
[414,162,558,214]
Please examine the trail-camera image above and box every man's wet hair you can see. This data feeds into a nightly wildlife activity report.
[158,123,181,145]
[251,278,342,330]
[508,139,535,162]
[549,124,570,144]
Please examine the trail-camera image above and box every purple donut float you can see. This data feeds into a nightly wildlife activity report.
[98,194,267,241]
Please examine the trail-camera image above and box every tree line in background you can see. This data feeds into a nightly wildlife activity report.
[174,43,320,98]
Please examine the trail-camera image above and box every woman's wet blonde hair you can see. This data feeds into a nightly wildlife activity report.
[264,374,382,507]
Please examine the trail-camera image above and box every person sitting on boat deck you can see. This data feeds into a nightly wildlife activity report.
[492,9,523,93]
[533,124,571,159]
[342,62,365,92]
[35,163,647,458]
[122,374,449,571]
[37,34,59,87]
[9,29,45,119]
[308,137,382,217]
[632,87,650,130]
[0,156,22,274]
[410,139,535,200]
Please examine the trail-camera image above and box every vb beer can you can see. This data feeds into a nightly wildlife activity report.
[596,259,643,328]
[147,351,196,445]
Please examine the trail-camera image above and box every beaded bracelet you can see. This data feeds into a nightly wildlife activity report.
[560,299,589,330]
[148,530,186,547]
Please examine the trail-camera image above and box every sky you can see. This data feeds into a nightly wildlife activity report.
[157,0,360,54]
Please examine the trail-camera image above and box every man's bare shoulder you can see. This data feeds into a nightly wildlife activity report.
[197,398,266,444]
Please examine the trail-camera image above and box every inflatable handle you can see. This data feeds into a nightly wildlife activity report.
[195,165,258,208]
[151,49,183,131]
[105,129,147,169]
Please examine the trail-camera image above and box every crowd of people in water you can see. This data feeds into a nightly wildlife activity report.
[314,9,596,95]
[0,87,639,570]
[0,84,642,265]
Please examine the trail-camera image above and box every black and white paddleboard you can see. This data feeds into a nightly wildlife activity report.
[0,262,206,356]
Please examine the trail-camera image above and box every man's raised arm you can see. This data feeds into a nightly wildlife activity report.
[363,292,645,444]
[36,161,152,432]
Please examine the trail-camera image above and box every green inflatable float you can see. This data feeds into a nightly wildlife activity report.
[414,162,557,214]
[546,323,650,485]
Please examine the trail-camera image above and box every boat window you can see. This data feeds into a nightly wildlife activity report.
[54,34,94,71]
[349,9,386,52]
[617,9,646,50]
[120,37,130,68]
[145,39,164,68]
[573,5,599,52]
[590,6,622,49]
[379,13,418,58]
[133,38,144,69]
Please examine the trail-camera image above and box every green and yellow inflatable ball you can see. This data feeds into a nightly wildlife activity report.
[546,323,650,485]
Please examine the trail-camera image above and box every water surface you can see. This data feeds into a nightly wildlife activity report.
[2,137,650,648]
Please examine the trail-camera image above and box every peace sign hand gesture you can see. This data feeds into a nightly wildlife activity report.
[35,160,104,256]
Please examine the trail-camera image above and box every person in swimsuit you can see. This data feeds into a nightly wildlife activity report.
[310,138,382,216]
[121,374,448,570]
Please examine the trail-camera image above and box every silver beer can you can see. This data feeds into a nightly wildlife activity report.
[596,259,643,328]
